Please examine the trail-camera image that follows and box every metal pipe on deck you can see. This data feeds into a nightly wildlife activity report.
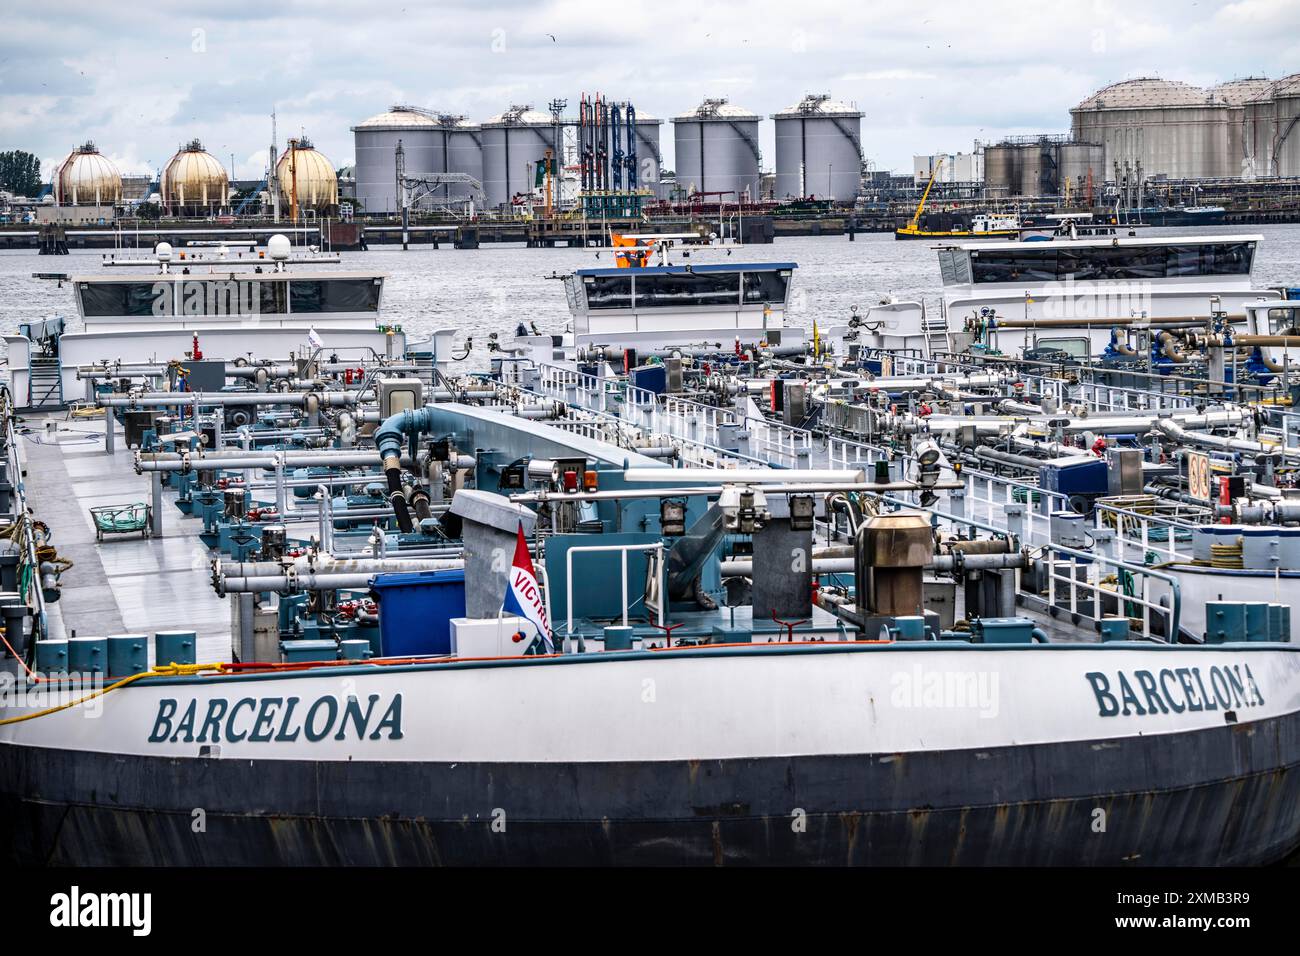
[99,391,361,409]
[136,450,384,472]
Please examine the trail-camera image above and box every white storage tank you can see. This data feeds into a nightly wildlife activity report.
[1070,77,1234,180]
[480,105,557,210]
[631,110,664,197]
[671,98,761,200]
[1211,78,1272,179]
[352,106,483,214]
[771,94,863,202]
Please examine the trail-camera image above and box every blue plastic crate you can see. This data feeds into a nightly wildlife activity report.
[370,568,466,657]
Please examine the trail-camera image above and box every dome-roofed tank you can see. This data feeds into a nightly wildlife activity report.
[771,93,863,201]
[1211,78,1273,179]
[480,105,556,209]
[161,139,229,214]
[1070,77,1233,179]
[672,98,762,200]
[54,142,123,206]
[1244,73,1300,178]
[352,105,483,214]
[276,137,338,214]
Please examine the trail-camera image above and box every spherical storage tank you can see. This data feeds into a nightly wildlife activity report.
[672,98,761,200]
[162,139,229,214]
[276,138,338,213]
[352,105,483,214]
[1070,77,1233,179]
[480,105,556,210]
[772,94,863,201]
[54,142,122,206]
[1243,74,1300,179]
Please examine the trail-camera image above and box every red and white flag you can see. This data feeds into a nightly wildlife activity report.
[501,522,552,653]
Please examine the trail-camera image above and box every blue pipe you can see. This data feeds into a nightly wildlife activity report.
[375,407,437,533]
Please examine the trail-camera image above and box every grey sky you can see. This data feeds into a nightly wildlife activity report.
[2,0,1297,182]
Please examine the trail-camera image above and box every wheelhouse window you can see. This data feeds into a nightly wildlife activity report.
[971,242,1256,283]
[79,282,165,317]
[741,270,789,305]
[634,272,739,308]
[584,275,633,310]
[258,279,289,315]
[289,279,381,313]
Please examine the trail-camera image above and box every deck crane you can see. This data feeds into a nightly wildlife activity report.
[907,156,943,233]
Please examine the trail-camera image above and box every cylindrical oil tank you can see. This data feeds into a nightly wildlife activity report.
[1057,142,1105,197]
[1244,93,1277,178]
[276,138,338,213]
[632,112,664,197]
[671,98,762,200]
[1017,143,1059,197]
[771,94,863,201]
[353,106,483,215]
[1212,78,1272,179]
[54,142,123,206]
[983,144,1020,198]
[480,106,557,210]
[161,139,229,215]
[1070,77,1233,180]
[1272,74,1300,178]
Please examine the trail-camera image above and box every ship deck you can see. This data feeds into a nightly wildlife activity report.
[21,410,232,663]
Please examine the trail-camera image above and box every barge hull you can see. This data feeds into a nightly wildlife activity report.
[3,710,1298,866]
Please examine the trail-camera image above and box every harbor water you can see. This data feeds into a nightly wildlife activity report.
[4,225,1299,370]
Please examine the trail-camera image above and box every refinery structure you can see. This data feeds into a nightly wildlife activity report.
[19,72,1300,227]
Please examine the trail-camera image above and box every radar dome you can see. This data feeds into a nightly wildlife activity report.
[266,234,291,260]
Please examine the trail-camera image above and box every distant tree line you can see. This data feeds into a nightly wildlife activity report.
[0,150,42,197]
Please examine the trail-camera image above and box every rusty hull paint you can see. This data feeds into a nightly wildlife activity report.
[1,710,1299,866]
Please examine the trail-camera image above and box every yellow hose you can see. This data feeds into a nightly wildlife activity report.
[0,662,226,725]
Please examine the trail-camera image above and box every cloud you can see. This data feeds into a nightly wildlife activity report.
[0,0,1295,176]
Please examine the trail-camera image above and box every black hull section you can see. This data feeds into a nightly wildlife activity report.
[4,712,1300,866]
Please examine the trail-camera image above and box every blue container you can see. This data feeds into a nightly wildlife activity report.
[68,636,107,675]
[711,624,752,644]
[35,640,69,673]
[603,625,634,651]
[630,364,667,395]
[892,616,927,641]
[107,633,148,677]
[1244,603,1272,642]
[281,639,338,663]
[1204,602,1245,644]
[1271,603,1292,643]
[370,568,466,657]
[340,639,371,661]
[974,617,1035,644]
[1099,617,1131,642]
[155,630,196,666]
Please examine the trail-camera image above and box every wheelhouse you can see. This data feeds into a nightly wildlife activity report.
[563,263,795,346]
